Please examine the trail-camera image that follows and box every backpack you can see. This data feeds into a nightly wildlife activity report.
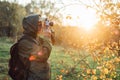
[8,38,30,80]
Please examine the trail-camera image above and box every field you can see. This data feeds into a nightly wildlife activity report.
[0,37,120,80]
[0,37,12,80]
[0,37,76,80]
[0,37,91,80]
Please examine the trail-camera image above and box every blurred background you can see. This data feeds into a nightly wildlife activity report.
[0,0,120,80]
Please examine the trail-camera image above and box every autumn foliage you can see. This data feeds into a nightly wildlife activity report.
[53,25,120,80]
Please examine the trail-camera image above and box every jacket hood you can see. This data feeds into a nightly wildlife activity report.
[22,14,41,38]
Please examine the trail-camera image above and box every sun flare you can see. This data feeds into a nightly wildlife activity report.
[63,6,98,30]
[79,10,98,30]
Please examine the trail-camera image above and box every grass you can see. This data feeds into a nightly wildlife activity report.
[0,37,95,80]
[50,46,73,80]
[0,37,76,80]
[0,37,87,80]
[0,37,12,80]
[0,37,119,80]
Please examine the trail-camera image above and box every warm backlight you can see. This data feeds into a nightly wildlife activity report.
[64,7,98,31]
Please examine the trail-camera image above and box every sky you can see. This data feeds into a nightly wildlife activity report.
[6,0,99,29]
[18,0,31,5]
[3,0,119,29]
[4,0,31,5]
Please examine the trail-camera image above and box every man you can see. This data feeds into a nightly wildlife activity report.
[18,14,52,80]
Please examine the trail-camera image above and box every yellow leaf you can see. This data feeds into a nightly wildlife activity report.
[104,68,109,74]
[92,69,96,75]
[91,75,97,80]
[100,74,106,79]
[86,69,91,74]
[114,57,120,62]
[60,69,65,73]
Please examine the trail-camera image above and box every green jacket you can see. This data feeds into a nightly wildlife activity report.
[18,36,52,80]
[18,14,52,80]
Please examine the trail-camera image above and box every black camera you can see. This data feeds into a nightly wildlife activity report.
[49,21,54,26]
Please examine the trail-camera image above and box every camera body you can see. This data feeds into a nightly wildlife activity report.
[39,17,54,27]
[49,21,53,26]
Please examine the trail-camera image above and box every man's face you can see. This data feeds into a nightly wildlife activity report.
[38,21,42,34]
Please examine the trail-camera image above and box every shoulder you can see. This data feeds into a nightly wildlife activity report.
[18,38,39,57]
[18,38,37,50]
[19,39,33,46]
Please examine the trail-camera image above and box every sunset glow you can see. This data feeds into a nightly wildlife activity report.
[79,9,98,30]
[63,6,98,30]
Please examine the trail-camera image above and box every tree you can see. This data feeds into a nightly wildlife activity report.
[25,0,63,25]
[76,0,120,43]
[0,1,26,37]
[77,0,120,27]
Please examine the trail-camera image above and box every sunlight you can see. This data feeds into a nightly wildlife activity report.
[79,9,98,30]
[63,6,98,30]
